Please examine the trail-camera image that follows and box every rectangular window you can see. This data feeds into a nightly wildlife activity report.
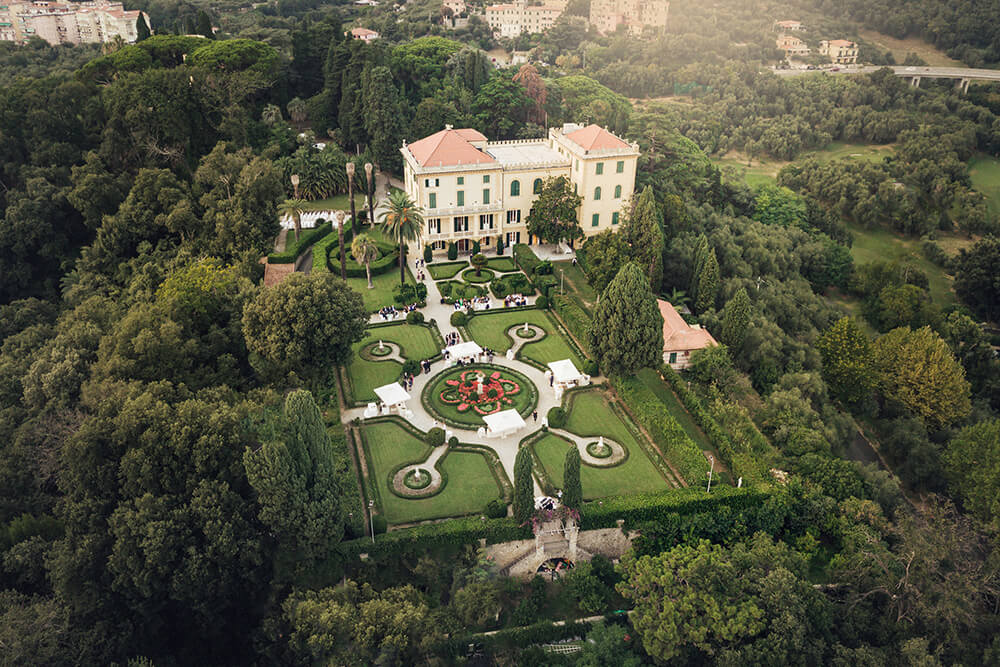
[483,189,490,204]
[457,176,464,185]
[435,178,440,186]
[507,209,521,224]
[428,193,436,209]
[591,213,599,227]
[612,212,619,225]
[453,216,468,232]
[616,160,624,173]
[596,162,604,175]
[669,352,677,364]
[483,174,490,183]
[424,178,430,187]
[457,191,464,206]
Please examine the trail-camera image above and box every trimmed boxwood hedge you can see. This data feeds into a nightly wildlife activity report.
[461,267,494,283]
[434,618,604,658]
[338,514,531,561]
[268,223,333,263]
[550,295,592,355]
[578,485,770,531]
[613,376,709,486]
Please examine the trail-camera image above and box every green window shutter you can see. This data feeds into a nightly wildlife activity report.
[594,187,601,200]
[533,178,542,194]
[616,161,624,173]
[457,191,464,206]
[483,174,490,183]
[457,176,464,185]
[483,189,489,204]
[596,162,603,175]
[591,213,599,227]
[669,352,677,364]
[429,193,436,208]
[511,180,520,196]
[612,212,619,225]
[614,185,622,198]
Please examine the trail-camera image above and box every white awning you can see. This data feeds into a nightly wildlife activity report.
[446,341,483,359]
[483,408,526,435]
[374,382,411,406]
[548,359,583,385]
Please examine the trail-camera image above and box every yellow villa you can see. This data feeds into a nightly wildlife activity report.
[401,123,639,253]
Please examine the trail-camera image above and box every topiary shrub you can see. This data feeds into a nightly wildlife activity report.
[496,237,505,255]
[448,436,459,447]
[425,427,446,447]
[402,359,420,376]
[582,359,599,376]
[472,240,481,254]
[535,295,549,309]
[424,245,433,263]
[450,311,467,327]
[415,283,428,299]
[484,498,508,519]
[439,282,453,297]
[534,260,553,276]
[406,311,424,325]
[547,406,567,428]
[447,242,458,260]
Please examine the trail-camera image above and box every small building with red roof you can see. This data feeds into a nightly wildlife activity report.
[401,123,639,253]
[657,299,718,369]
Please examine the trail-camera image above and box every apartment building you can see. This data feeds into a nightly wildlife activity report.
[776,34,810,58]
[589,0,668,36]
[819,39,858,64]
[401,123,639,252]
[0,1,148,45]
[484,0,566,38]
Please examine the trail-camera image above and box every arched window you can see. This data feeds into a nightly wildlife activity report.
[533,178,543,194]
[614,184,622,198]
[594,186,601,201]
[510,180,520,196]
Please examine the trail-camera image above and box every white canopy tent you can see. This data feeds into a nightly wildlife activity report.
[482,409,526,437]
[445,340,483,362]
[548,359,585,386]
[374,382,411,409]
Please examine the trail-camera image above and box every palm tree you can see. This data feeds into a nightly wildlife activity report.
[379,190,424,286]
[346,162,358,229]
[364,162,376,228]
[351,234,380,289]
[335,211,347,279]
[277,198,308,241]
[287,97,307,125]
[261,104,282,126]
[667,287,690,310]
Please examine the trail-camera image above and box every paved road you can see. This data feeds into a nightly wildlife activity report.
[772,65,1000,83]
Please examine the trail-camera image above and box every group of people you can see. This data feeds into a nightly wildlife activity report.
[414,258,427,281]
[376,303,419,321]
[444,331,461,346]
[420,359,432,374]
[504,294,529,307]
[400,372,416,392]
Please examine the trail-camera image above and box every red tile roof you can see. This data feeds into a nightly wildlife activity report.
[406,128,495,168]
[564,124,631,151]
[657,299,718,352]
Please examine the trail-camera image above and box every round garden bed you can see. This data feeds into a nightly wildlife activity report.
[461,268,495,284]
[513,325,537,339]
[403,468,433,489]
[586,441,613,459]
[422,364,538,428]
[368,343,393,357]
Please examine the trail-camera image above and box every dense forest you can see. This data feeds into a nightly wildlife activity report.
[0,1,999,664]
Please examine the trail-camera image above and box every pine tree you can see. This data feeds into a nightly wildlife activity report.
[513,446,534,524]
[135,13,151,41]
[690,234,709,299]
[720,287,751,352]
[695,248,719,314]
[562,447,581,509]
[196,9,213,39]
[622,186,664,292]
[589,263,665,376]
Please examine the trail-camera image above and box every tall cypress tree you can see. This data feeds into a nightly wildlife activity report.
[622,185,664,293]
[589,262,665,376]
[562,447,581,510]
[513,446,534,524]
[135,13,151,41]
[196,10,214,39]
[695,248,720,314]
[690,234,709,299]
[362,66,405,173]
[720,287,751,352]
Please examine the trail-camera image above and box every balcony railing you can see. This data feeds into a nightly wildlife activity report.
[425,202,500,216]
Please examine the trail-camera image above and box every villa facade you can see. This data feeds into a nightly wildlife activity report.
[0,1,149,45]
[401,124,639,252]
[819,39,858,64]
[484,0,566,38]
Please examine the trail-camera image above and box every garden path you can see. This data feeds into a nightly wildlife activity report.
[391,444,448,497]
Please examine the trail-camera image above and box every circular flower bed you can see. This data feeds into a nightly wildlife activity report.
[423,364,538,428]
[462,267,495,284]
[404,468,432,489]
[514,326,537,339]
[586,441,613,459]
[368,343,393,357]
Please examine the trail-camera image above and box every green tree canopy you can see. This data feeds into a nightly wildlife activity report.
[720,286,752,353]
[562,446,581,509]
[621,185,664,292]
[954,236,1000,322]
[589,263,664,376]
[944,419,1000,526]
[525,176,583,245]
[816,317,876,406]
[513,445,533,524]
[581,229,629,294]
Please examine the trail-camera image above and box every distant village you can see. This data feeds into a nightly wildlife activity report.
[774,20,859,65]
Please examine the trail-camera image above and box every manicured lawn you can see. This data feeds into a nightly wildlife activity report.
[552,260,598,313]
[551,390,670,497]
[970,153,1000,217]
[423,364,537,428]
[487,257,518,272]
[361,422,502,524]
[462,267,495,283]
[636,368,713,451]
[346,324,440,401]
[439,280,487,300]
[846,221,957,306]
[299,193,367,212]
[428,261,468,280]
[347,268,416,312]
[466,309,585,368]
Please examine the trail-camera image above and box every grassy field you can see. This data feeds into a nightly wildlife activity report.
[552,260,598,313]
[712,143,895,187]
[856,28,964,67]
[347,268,416,312]
[846,221,957,306]
[361,422,502,524]
[346,324,440,401]
[424,364,536,428]
[487,257,518,273]
[299,193,368,212]
[552,390,671,496]
[969,153,1000,217]
[466,309,585,368]
[428,261,468,280]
